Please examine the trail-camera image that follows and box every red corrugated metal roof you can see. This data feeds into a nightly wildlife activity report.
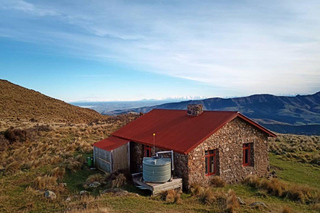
[112,109,276,154]
[93,136,129,151]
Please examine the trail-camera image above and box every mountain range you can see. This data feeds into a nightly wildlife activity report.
[109,92,320,135]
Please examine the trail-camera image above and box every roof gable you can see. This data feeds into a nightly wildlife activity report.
[112,109,276,154]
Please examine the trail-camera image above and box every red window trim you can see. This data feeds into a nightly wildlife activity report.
[243,143,252,166]
[144,145,152,157]
[205,149,217,176]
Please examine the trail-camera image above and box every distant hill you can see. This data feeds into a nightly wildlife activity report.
[0,80,106,123]
[109,92,320,135]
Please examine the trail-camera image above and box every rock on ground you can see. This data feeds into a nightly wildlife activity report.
[44,190,56,200]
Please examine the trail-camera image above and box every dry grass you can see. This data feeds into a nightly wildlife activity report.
[243,174,261,188]
[243,175,319,204]
[199,188,216,205]
[190,184,204,197]
[282,205,292,213]
[50,167,65,180]
[111,173,126,188]
[4,161,20,175]
[210,176,226,187]
[269,134,320,165]
[33,175,57,190]
[225,189,239,213]
[160,189,182,204]
[85,173,106,185]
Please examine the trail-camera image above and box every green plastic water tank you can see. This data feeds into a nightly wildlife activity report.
[143,157,171,183]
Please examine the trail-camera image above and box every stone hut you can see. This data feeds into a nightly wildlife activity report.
[93,105,276,189]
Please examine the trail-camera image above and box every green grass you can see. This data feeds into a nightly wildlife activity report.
[63,166,98,193]
[269,153,320,189]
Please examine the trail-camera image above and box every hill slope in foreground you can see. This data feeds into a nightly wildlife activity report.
[112,92,320,135]
[0,80,106,123]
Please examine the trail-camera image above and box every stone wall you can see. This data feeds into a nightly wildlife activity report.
[187,117,269,187]
[130,142,144,173]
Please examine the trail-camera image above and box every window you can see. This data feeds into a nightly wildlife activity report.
[144,145,152,157]
[243,143,253,166]
[205,149,217,176]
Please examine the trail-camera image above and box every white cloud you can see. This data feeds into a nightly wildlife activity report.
[0,0,319,95]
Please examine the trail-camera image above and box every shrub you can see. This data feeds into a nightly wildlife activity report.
[4,127,28,143]
[210,176,226,187]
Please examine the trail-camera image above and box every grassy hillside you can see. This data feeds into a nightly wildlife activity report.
[0,80,106,123]
[0,115,319,212]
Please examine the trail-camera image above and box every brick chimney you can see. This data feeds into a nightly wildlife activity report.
[187,104,203,116]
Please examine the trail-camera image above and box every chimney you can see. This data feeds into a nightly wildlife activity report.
[187,104,203,116]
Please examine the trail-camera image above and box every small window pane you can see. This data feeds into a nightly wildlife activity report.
[244,149,249,164]
[205,150,208,155]
[205,157,208,174]
[210,156,215,173]
[209,150,214,154]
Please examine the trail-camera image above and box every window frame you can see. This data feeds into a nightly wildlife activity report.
[144,145,152,157]
[205,149,217,176]
[243,143,252,166]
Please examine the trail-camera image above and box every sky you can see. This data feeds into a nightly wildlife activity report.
[0,0,319,102]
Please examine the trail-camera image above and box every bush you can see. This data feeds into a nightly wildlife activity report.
[210,176,226,187]
[4,127,28,143]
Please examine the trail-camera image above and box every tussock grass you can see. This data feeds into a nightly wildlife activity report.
[190,184,204,196]
[226,189,239,213]
[282,206,292,213]
[33,175,57,190]
[4,161,20,175]
[199,188,216,205]
[50,167,65,180]
[160,189,182,204]
[243,175,319,204]
[270,134,320,165]
[111,173,126,188]
[210,176,226,187]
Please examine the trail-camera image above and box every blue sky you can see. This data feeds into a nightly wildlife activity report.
[0,0,319,101]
